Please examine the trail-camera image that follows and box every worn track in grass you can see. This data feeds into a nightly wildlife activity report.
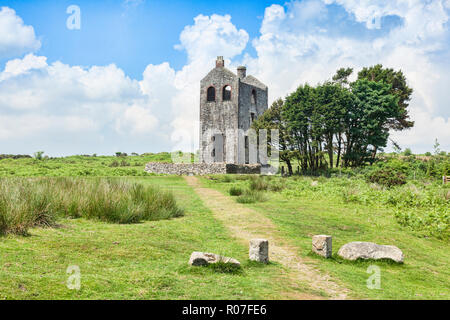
[184,176,349,300]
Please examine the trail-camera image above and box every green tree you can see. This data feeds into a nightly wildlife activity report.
[433,138,441,155]
[252,99,296,175]
[344,79,400,166]
[315,82,352,168]
[283,84,320,171]
[34,151,45,160]
[403,148,413,156]
[358,64,413,130]
[332,67,353,87]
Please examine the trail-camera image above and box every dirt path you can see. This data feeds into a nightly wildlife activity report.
[184,176,349,300]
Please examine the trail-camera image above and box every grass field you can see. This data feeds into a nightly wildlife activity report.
[0,176,306,300]
[0,153,172,177]
[0,154,448,300]
[202,175,449,300]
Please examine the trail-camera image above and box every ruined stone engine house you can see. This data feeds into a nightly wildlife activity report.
[199,56,268,164]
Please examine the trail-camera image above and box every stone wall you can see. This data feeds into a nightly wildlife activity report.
[225,164,261,174]
[145,163,261,175]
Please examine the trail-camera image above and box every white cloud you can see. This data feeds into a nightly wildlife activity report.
[175,14,249,62]
[0,53,47,81]
[0,3,449,155]
[0,7,40,59]
[0,114,97,140]
[0,54,163,155]
[115,105,158,135]
[243,0,450,153]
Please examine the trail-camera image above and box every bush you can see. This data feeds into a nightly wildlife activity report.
[34,151,45,160]
[0,178,184,236]
[366,167,407,187]
[229,186,243,196]
[394,207,449,239]
[109,160,120,167]
[403,148,413,156]
[0,154,32,160]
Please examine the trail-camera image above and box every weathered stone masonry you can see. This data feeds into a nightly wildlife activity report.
[144,57,268,176]
[145,163,261,175]
[200,56,268,164]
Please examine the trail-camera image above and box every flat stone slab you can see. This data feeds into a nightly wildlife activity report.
[338,242,404,263]
[188,252,241,267]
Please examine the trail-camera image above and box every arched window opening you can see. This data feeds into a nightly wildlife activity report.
[207,86,216,102]
[223,85,231,101]
[251,89,257,105]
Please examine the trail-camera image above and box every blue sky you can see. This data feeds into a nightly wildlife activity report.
[2,0,408,77]
[0,0,449,156]
[3,0,287,77]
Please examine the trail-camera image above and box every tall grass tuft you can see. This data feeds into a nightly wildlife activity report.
[236,189,267,204]
[0,177,183,235]
[229,186,243,196]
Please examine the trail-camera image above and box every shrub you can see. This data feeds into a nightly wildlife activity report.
[120,160,130,167]
[403,148,413,156]
[0,178,184,236]
[229,186,243,196]
[34,151,45,160]
[366,167,407,187]
[394,207,449,239]
[109,160,119,167]
[115,152,128,157]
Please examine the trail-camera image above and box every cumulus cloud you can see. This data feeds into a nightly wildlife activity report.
[0,7,40,58]
[0,2,449,155]
[115,105,158,135]
[0,54,163,155]
[244,0,450,153]
[175,14,249,62]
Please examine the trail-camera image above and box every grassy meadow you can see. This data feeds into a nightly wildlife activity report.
[0,152,172,177]
[0,153,449,300]
[202,174,449,299]
[0,176,303,300]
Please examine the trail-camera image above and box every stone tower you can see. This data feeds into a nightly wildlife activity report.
[199,56,268,164]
